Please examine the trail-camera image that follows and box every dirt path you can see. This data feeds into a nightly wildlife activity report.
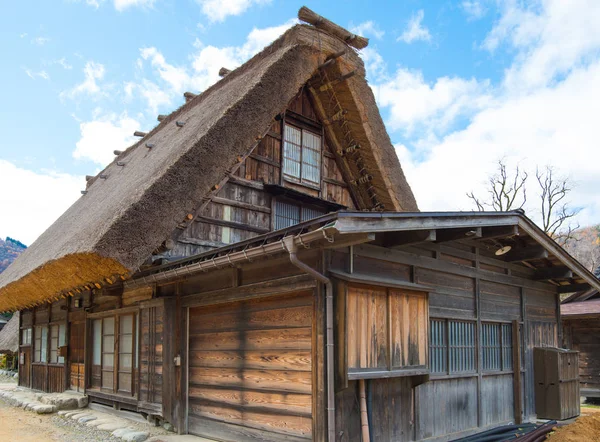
[0,400,116,442]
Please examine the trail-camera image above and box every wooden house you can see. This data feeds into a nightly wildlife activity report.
[561,289,600,400]
[1,8,599,442]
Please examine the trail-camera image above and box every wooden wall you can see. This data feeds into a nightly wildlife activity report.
[139,302,164,410]
[166,88,355,260]
[329,240,559,441]
[563,318,600,396]
[187,292,314,441]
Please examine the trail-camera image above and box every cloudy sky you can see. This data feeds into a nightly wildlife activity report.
[1,0,599,245]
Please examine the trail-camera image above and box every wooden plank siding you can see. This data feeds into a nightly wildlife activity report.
[329,241,560,441]
[187,292,314,441]
[563,318,600,396]
[167,87,355,259]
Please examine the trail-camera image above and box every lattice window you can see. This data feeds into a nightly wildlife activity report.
[430,319,447,373]
[274,200,326,230]
[449,321,476,373]
[283,124,321,186]
[430,319,476,374]
[501,323,513,371]
[482,322,513,372]
[21,328,32,346]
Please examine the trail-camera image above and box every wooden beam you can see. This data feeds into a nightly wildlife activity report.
[384,230,436,248]
[298,6,368,49]
[557,283,591,294]
[218,67,231,77]
[194,215,270,234]
[504,246,548,262]
[183,92,196,101]
[479,225,519,240]
[133,131,147,137]
[533,266,573,281]
[211,196,271,214]
[435,227,482,243]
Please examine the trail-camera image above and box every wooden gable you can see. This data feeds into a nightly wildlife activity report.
[154,86,361,261]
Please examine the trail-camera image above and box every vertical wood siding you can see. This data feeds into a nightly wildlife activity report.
[139,304,164,406]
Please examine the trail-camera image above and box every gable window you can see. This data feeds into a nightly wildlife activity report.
[283,124,321,186]
[274,200,325,230]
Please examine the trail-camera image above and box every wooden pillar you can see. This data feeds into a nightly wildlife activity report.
[512,320,523,424]
[475,247,483,427]
[64,303,70,391]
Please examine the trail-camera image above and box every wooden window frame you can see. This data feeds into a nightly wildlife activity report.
[272,198,327,230]
[33,324,48,364]
[88,310,138,398]
[20,327,32,347]
[481,321,513,373]
[282,121,323,189]
[429,318,476,376]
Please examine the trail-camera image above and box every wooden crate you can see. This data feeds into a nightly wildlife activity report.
[534,347,580,420]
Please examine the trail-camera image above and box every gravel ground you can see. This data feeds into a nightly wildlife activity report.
[0,394,172,441]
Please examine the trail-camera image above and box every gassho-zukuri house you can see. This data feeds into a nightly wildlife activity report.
[1,8,598,442]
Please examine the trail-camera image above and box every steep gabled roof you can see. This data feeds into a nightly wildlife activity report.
[0,21,417,312]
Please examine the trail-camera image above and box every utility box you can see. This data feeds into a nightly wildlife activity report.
[534,347,580,420]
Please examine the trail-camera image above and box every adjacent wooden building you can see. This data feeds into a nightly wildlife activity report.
[1,8,599,442]
[561,289,600,400]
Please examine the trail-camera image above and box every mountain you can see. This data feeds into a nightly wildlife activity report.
[0,237,27,274]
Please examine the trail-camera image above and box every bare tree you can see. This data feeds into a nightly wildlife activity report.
[467,159,528,211]
[467,159,580,244]
[536,166,581,245]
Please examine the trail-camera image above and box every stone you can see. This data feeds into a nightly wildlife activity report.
[112,428,137,437]
[57,410,70,416]
[122,431,149,442]
[87,418,113,427]
[163,422,174,432]
[33,404,56,414]
[78,415,97,423]
[97,422,127,431]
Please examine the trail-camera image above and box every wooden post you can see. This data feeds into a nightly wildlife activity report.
[358,379,370,442]
[513,320,523,424]
[64,304,69,391]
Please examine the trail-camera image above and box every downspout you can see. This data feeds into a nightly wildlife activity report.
[283,236,335,442]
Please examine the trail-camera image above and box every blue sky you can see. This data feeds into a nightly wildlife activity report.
[1,0,599,245]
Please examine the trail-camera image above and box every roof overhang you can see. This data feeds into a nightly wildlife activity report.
[126,211,600,295]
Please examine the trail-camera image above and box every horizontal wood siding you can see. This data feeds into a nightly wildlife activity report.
[564,318,600,393]
[122,286,153,307]
[188,292,313,441]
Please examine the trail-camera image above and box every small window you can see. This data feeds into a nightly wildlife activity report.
[482,322,513,372]
[21,328,32,346]
[34,325,48,363]
[49,324,67,364]
[283,124,321,186]
[430,319,447,374]
[449,321,476,373]
[274,200,325,230]
[429,319,476,375]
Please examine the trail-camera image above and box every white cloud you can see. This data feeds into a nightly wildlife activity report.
[61,61,106,99]
[385,0,600,230]
[114,0,155,11]
[196,0,271,23]
[484,0,600,92]
[461,1,487,21]
[130,19,296,113]
[24,69,50,80]
[32,37,50,46]
[73,113,139,166]
[375,68,491,135]
[397,10,431,44]
[0,160,81,245]
[55,58,73,70]
[350,21,385,40]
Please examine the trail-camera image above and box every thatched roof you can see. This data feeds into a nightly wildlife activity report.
[0,312,18,354]
[0,20,417,312]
